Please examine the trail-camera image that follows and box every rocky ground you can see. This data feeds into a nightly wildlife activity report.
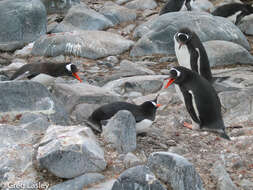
[1,0,253,190]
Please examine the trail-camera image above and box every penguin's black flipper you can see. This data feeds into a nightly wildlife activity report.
[190,49,199,73]
[181,88,201,124]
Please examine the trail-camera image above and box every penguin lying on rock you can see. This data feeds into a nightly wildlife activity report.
[10,62,82,82]
[212,3,253,25]
[164,66,230,140]
[159,0,194,16]
[88,98,161,132]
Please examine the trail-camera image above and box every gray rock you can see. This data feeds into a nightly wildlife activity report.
[219,88,253,125]
[31,74,57,86]
[147,152,205,190]
[111,165,166,190]
[83,179,116,190]
[203,40,253,67]
[32,31,134,59]
[239,179,253,190]
[99,2,137,25]
[41,0,80,14]
[116,0,132,4]
[190,0,214,12]
[211,161,238,190]
[49,173,105,190]
[103,75,169,97]
[0,81,69,125]
[71,103,100,124]
[54,4,113,33]
[125,0,157,10]
[131,12,250,56]
[120,60,155,75]
[0,59,26,72]
[102,110,136,154]
[0,124,39,190]
[238,15,253,35]
[37,126,107,179]
[14,42,34,58]
[51,83,123,114]
[123,153,142,168]
[0,0,46,51]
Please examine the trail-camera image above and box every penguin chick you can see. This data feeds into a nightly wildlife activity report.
[164,66,230,140]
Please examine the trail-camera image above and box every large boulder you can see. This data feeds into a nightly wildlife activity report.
[99,2,137,25]
[147,152,205,190]
[51,83,123,114]
[41,0,80,14]
[102,110,137,154]
[131,12,250,56]
[103,75,169,97]
[111,165,166,190]
[0,81,69,125]
[238,15,253,35]
[53,4,113,33]
[0,120,50,190]
[125,0,157,10]
[37,126,107,179]
[203,40,253,67]
[0,0,47,51]
[31,31,134,59]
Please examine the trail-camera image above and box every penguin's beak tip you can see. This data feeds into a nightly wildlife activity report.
[72,72,82,82]
[156,104,161,108]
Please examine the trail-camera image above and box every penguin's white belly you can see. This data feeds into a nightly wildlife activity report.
[136,119,153,134]
[174,39,191,69]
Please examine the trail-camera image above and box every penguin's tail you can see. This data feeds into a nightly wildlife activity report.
[220,131,231,141]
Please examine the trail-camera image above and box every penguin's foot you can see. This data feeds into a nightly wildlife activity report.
[183,122,193,130]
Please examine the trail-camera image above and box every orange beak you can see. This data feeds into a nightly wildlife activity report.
[72,72,82,82]
[164,78,175,89]
[179,43,183,50]
[156,104,161,107]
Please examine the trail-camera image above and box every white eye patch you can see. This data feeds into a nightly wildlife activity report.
[151,101,157,107]
[177,32,189,40]
[65,63,72,72]
[170,68,181,77]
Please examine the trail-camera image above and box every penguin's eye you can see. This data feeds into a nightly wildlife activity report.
[65,64,72,72]
[169,68,181,78]
[177,33,189,42]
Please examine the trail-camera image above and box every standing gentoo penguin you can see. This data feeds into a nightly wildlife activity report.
[174,28,212,82]
[10,62,82,82]
[211,3,253,25]
[159,0,194,16]
[88,98,161,132]
[164,66,230,140]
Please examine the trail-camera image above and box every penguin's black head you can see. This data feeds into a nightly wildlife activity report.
[65,63,82,82]
[141,100,161,111]
[175,28,193,49]
[164,66,193,88]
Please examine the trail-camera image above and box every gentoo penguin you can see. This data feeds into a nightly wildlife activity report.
[212,3,253,25]
[159,0,194,16]
[88,98,161,132]
[164,66,230,140]
[174,28,212,82]
[10,62,82,82]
